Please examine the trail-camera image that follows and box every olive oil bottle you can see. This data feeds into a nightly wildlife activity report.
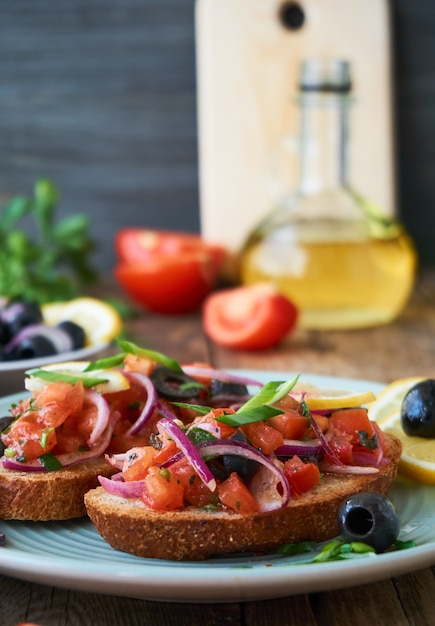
[240,59,417,330]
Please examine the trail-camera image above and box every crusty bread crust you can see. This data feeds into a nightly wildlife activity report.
[0,457,116,521]
[84,432,402,560]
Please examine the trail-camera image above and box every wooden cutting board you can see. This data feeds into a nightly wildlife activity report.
[196,0,395,252]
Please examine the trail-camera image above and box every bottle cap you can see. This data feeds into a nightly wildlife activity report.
[299,59,352,93]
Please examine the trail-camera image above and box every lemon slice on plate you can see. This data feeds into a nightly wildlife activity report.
[292,381,376,410]
[367,376,425,425]
[25,360,130,394]
[42,297,122,346]
[378,410,435,484]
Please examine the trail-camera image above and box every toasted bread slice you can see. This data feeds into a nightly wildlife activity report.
[0,457,116,521]
[84,432,402,560]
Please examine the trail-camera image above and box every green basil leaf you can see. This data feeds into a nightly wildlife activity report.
[117,340,183,373]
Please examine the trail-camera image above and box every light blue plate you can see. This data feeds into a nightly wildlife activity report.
[0,371,433,603]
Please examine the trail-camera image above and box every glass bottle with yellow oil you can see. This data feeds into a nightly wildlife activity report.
[239,59,417,330]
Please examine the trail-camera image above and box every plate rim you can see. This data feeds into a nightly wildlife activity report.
[0,369,432,603]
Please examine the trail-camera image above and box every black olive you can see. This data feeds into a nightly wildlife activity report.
[0,415,14,456]
[0,302,43,341]
[210,380,249,398]
[337,492,400,553]
[5,336,57,360]
[219,432,260,481]
[57,321,86,350]
[401,379,435,438]
[150,366,203,399]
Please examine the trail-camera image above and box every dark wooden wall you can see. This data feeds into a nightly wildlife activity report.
[0,1,434,274]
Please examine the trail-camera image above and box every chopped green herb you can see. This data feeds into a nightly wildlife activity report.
[26,369,108,388]
[84,354,127,371]
[39,452,63,471]
[117,340,183,373]
[216,405,284,427]
[159,467,171,482]
[358,430,378,450]
[171,402,213,415]
[237,376,300,413]
[187,427,218,446]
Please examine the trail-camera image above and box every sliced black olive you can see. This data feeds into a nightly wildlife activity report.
[401,379,435,438]
[338,492,400,553]
[4,336,57,360]
[57,321,86,350]
[210,380,249,398]
[222,431,260,481]
[0,302,43,342]
[150,366,204,399]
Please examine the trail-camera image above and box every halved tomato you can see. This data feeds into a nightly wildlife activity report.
[114,253,218,315]
[115,229,226,270]
[202,283,298,350]
[114,229,229,314]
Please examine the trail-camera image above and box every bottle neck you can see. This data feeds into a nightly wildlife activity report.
[298,91,351,196]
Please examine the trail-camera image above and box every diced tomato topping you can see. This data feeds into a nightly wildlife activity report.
[241,421,284,455]
[330,408,375,446]
[283,456,321,496]
[3,413,57,460]
[152,439,179,465]
[324,435,354,465]
[171,459,215,507]
[267,411,310,440]
[105,419,151,454]
[122,446,157,482]
[142,466,184,511]
[34,381,85,429]
[217,472,259,514]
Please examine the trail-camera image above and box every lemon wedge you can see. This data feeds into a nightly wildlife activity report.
[25,361,130,395]
[42,297,122,346]
[367,376,425,425]
[292,381,376,410]
[377,410,435,484]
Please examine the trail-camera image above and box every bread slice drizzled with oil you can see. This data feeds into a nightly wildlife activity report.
[85,432,401,560]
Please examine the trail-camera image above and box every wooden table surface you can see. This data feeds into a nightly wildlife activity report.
[2,270,435,626]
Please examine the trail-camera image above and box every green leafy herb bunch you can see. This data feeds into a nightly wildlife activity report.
[0,178,98,304]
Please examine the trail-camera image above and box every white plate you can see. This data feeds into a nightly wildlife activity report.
[0,343,108,395]
[0,371,433,603]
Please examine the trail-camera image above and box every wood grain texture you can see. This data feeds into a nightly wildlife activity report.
[1,271,435,623]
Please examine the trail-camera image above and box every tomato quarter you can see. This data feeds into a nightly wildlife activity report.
[202,283,298,350]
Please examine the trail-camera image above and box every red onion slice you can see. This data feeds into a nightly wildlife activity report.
[319,462,379,475]
[309,413,344,466]
[181,365,263,387]
[124,371,157,436]
[197,440,290,512]
[105,451,128,470]
[3,323,73,355]
[158,417,217,491]
[86,389,111,445]
[274,439,322,458]
[98,474,144,498]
